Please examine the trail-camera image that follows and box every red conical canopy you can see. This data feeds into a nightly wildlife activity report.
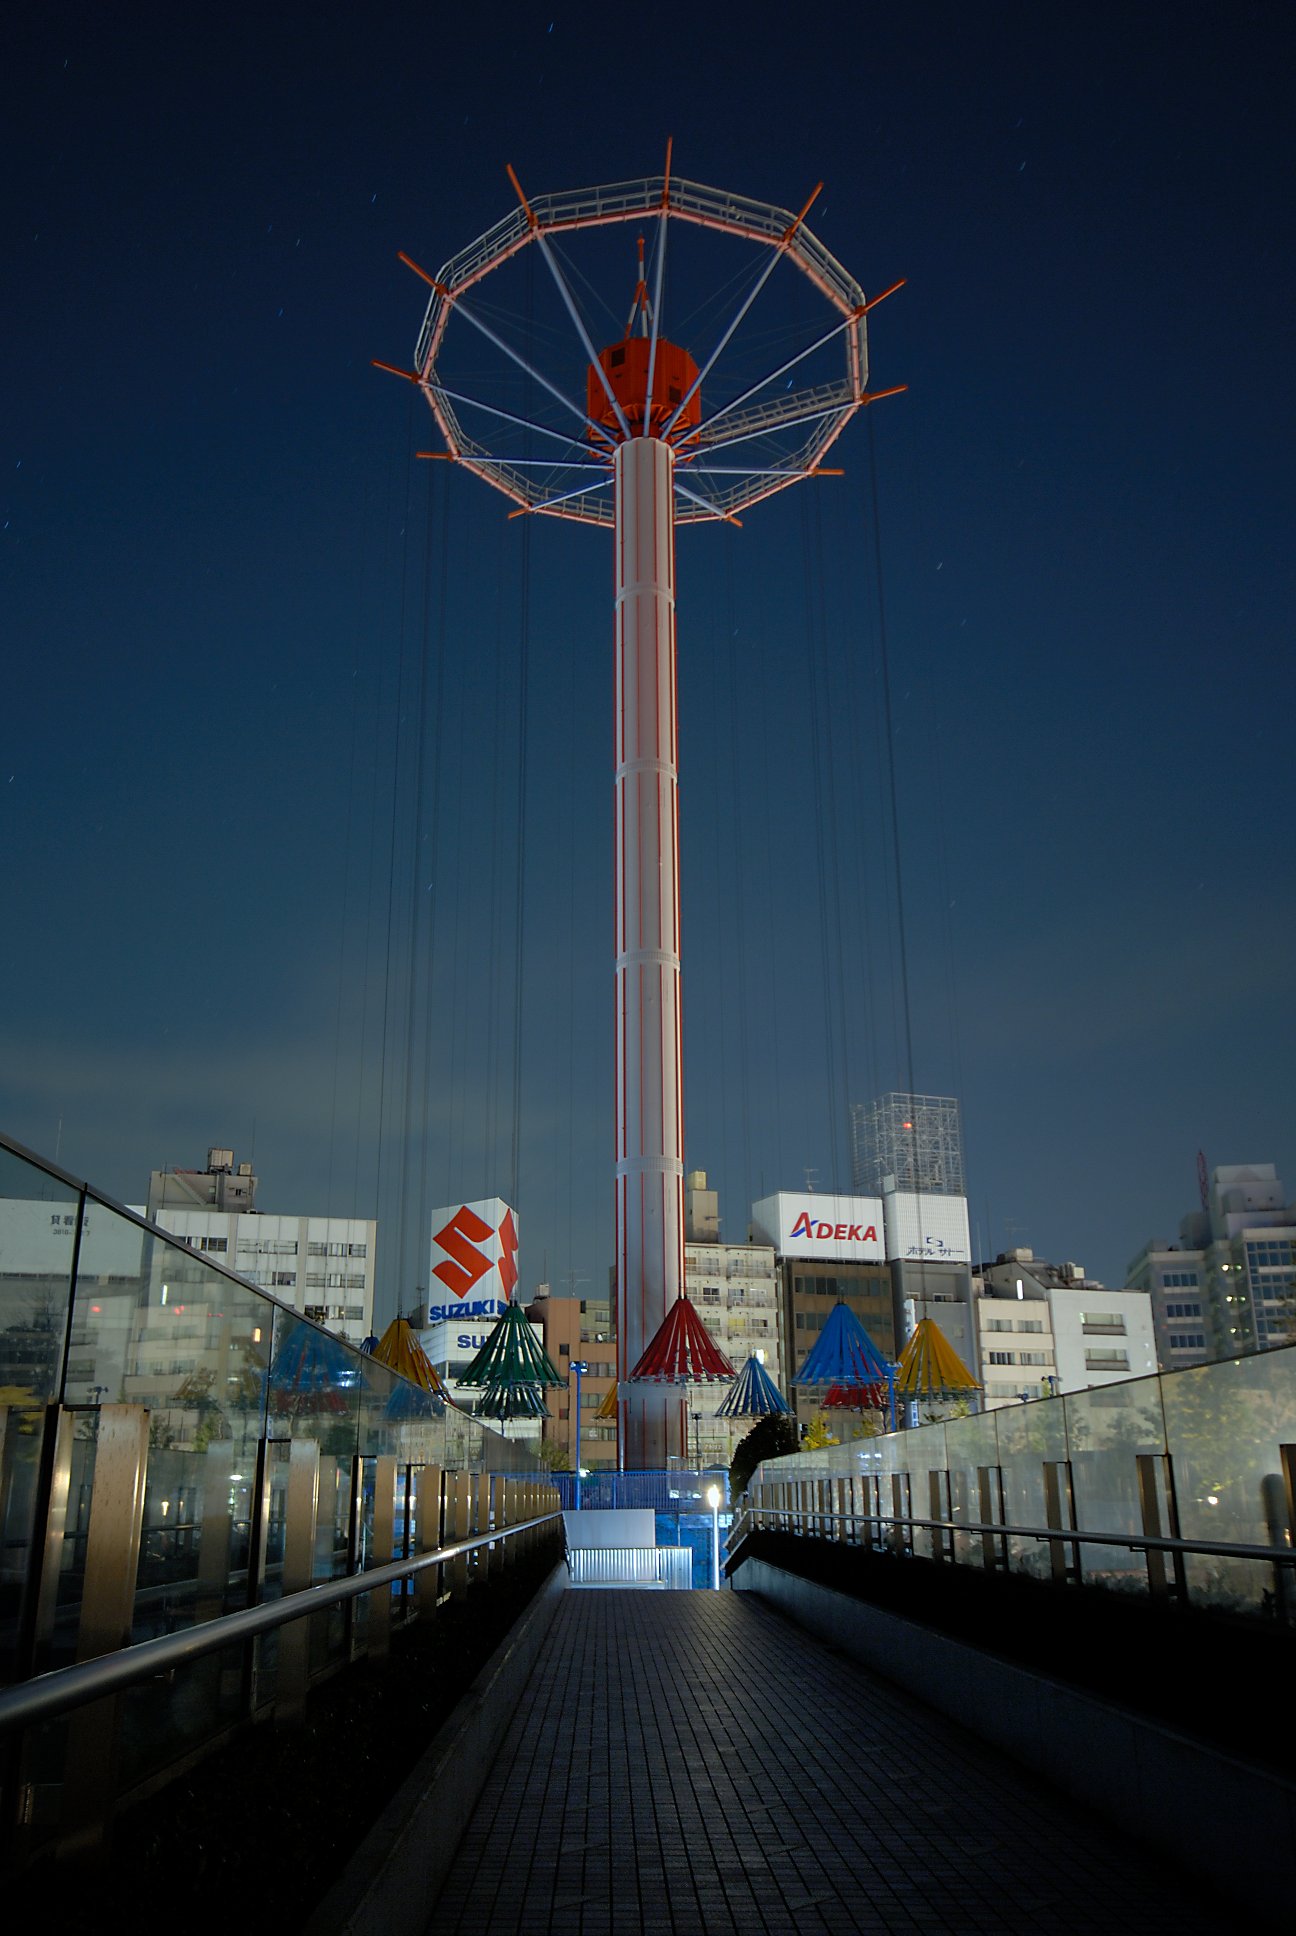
[625,1294,735,1385]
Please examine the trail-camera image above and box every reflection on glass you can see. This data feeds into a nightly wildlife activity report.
[1163,1351,1296,1614]
[752,1348,1296,1620]
[0,1146,82,1676]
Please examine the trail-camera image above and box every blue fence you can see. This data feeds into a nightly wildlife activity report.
[551,1468,730,1511]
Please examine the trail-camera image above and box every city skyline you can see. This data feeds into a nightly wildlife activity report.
[3,3,1293,1318]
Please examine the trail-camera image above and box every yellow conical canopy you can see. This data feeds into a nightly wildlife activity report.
[595,1382,619,1422]
[372,1316,447,1395]
[894,1317,980,1397]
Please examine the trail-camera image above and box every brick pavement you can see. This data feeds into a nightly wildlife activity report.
[424,1590,1223,1935]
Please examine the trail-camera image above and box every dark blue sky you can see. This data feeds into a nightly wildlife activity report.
[4,2,1293,1314]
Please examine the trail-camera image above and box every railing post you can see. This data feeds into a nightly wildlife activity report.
[473,1473,491,1584]
[57,1404,150,1856]
[345,1455,366,1659]
[415,1462,443,1617]
[277,1439,322,1720]
[929,1470,951,1562]
[447,1473,469,1601]
[492,1476,510,1571]
[194,1441,235,1626]
[15,1402,76,1683]
[1136,1453,1171,1602]
[368,1455,400,1661]
[889,1474,909,1557]
[977,1465,1007,1573]
[1042,1460,1080,1585]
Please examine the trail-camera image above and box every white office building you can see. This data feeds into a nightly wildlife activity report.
[974,1251,1157,1409]
[1128,1164,1296,1367]
[148,1149,376,1346]
[684,1235,782,1468]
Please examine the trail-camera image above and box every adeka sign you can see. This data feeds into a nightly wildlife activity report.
[750,1193,885,1262]
[429,1198,519,1301]
[789,1212,878,1244]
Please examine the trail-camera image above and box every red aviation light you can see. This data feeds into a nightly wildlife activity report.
[587,336,700,441]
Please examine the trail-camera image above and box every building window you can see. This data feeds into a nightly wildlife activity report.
[1164,1301,1201,1319]
[989,1350,1016,1365]
[348,1242,368,1257]
[1080,1314,1125,1334]
[271,1271,296,1288]
[198,1236,228,1253]
[1168,1332,1206,1350]
[1084,1349,1129,1368]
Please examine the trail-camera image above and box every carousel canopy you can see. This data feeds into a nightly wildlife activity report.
[595,1382,619,1421]
[715,1353,790,1418]
[626,1294,735,1385]
[822,1380,886,1411]
[794,1301,891,1390]
[894,1317,981,1398]
[457,1300,565,1420]
[372,1316,447,1396]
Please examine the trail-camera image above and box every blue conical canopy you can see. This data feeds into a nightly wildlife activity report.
[715,1353,791,1418]
[794,1301,891,1388]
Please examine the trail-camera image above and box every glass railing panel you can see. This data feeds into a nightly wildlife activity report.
[0,1145,83,1680]
[996,1396,1069,1579]
[942,1409,1001,1567]
[1064,1374,1168,1594]
[1162,1346,1296,1615]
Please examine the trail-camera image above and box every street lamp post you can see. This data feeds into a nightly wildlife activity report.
[706,1484,722,1591]
[570,1360,588,1509]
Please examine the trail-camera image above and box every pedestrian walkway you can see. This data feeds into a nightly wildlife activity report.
[424,1591,1223,1935]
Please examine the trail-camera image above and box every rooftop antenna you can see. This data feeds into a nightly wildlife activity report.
[379,148,902,1465]
[1197,1149,1209,1212]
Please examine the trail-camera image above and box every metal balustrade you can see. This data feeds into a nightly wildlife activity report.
[731,1350,1296,1622]
[0,1130,563,1867]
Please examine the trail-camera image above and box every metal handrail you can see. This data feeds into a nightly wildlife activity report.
[0,1510,562,1736]
[731,1503,1296,1569]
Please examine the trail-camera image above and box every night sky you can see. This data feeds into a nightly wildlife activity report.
[4,2,1293,1319]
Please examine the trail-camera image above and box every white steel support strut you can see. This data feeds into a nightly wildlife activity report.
[614,436,684,1470]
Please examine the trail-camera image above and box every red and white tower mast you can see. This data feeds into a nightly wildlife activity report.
[379,154,902,1466]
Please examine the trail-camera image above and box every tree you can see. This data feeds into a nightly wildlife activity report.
[729,1414,799,1500]
[801,1413,840,1451]
[537,1438,571,1473]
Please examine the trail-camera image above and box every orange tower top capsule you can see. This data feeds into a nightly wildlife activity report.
[587,336,701,441]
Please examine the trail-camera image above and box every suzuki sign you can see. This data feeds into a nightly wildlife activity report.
[429,1198,519,1302]
[750,1193,885,1262]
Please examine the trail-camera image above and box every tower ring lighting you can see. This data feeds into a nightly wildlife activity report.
[391,161,904,527]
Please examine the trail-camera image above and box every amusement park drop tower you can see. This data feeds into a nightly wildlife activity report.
[379,156,901,1466]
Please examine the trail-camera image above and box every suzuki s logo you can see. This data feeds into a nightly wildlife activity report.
[432,1203,520,1300]
[789,1212,878,1243]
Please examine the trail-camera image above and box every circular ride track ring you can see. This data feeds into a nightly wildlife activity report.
[403,168,902,527]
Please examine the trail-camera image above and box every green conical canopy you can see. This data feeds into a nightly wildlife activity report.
[457,1300,565,1420]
